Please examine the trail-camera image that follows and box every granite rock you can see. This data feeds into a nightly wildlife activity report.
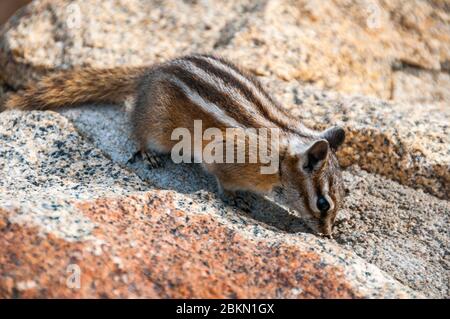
[0,0,448,199]
[220,0,450,100]
[2,0,449,101]
[0,110,424,298]
[61,104,449,298]
[0,0,449,298]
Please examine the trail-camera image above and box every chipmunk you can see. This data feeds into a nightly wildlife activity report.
[1,54,346,236]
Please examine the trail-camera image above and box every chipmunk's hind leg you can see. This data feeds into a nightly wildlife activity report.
[127,71,173,170]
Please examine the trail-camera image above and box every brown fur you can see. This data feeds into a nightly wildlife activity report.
[2,66,147,111]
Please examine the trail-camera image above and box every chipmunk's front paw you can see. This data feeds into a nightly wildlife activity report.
[235,192,258,212]
[143,150,164,168]
[127,150,164,169]
[218,188,237,206]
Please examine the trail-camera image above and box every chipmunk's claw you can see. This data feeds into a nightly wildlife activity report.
[127,150,164,169]
[127,150,142,164]
[143,151,164,168]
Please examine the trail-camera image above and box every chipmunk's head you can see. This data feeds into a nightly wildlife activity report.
[279,126,346,237]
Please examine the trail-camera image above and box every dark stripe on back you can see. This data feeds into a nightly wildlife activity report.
[186,54,314,137]
[207,55,320,139]
[186,55,286,121]
[183,55,270,120]
[163,62,264,128]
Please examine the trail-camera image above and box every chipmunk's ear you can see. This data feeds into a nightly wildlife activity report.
[303,139,329,170]
[321,126,345,150]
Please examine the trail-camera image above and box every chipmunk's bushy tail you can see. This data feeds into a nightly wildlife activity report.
[1,66,148,112]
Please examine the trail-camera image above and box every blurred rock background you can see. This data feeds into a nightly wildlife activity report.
[0,0,31,26]
[0,0,448,298]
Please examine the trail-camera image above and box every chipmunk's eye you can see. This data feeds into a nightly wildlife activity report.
[317,196,330,213]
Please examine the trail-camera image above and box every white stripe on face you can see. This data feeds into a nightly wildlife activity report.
[320,177,335,212]
[173,60,274,127]
[167,76,243,128]
[304,176,320,215]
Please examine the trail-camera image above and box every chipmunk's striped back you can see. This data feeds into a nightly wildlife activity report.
[157,54,317,138]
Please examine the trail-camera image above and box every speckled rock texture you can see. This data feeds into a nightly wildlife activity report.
[0,0,449,298]
[0,110,425,298]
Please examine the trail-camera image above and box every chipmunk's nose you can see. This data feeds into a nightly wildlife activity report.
[319,222,333,238]
[317,196,330,213]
